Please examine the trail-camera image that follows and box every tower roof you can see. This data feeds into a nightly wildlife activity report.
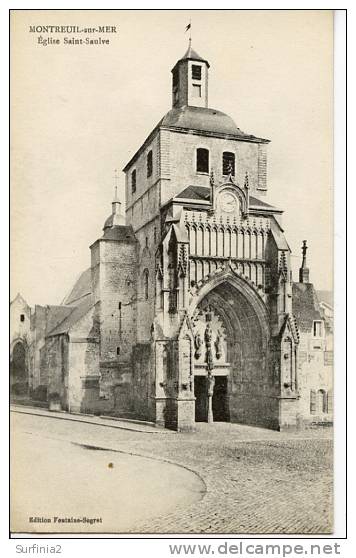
[160,106,248,137]
[173,44,210,69]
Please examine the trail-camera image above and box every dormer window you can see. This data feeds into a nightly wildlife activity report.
[131,169,136,194]
[196,148,209,174]
[223,152,235,176]
[147,150,153,178]
[313,320,323,337]
[192,64,202,80]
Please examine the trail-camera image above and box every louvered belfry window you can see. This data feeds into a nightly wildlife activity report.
[196,148,209,173]
[192,64,202,80]
[223,152,235,176]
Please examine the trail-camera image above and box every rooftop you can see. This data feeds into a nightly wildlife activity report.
[292,282,322,331]
[174,185,279,211]
[173,44,210,69]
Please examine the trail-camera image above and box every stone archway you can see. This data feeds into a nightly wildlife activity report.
[10,340,28,396]
[189,274,272,427]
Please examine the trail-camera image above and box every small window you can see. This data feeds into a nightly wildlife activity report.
[118,302,121,310]
[313,320,322,337]
[147,150,153,178]
[192,64,202,80]
[223,152,235,176]
[116,347,120,356]
[192,84,201,98]
[20,314,25,322]
[143,269,149,300]
[196,148,209,174]
[131,170,136,194]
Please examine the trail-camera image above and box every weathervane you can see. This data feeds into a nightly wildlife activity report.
[185,19,192,46]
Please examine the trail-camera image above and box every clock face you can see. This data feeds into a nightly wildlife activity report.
[220,192,237,213]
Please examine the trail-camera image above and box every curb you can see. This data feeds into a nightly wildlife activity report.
[10,405,174,435]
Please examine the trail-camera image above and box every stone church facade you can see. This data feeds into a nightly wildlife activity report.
[10,45,333,430]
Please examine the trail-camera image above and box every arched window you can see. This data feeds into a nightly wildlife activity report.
[147,150,153,178]
[131,169,136,194]
[222,152,235,176]
[317,389,327,414]
[196,148,209,174]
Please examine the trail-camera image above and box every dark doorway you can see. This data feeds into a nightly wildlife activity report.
[194,376,207,422]
[212,376,229,421]
[10,341,28,396]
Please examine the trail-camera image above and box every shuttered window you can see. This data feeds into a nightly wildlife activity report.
[223,152,235,176]
[131,169,136,194]
[192,64,202,80]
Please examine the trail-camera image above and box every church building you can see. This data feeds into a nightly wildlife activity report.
[10,44,333,430]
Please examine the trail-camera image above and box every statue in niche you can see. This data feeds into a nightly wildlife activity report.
[215,329,223,360]
[194,331,203,359]
[204,323,214,371]
[207,370,215,396]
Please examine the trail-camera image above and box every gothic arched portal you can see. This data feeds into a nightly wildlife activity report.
[10,340,28,396]
[190,278,271,426]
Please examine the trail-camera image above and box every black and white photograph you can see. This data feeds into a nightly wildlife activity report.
[9,9,339,537]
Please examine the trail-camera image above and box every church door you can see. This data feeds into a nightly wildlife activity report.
[194,376,207,422]
[212,376,229,421]
[10,341,28,396]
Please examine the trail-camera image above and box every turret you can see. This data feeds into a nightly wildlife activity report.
[171,43,210,109]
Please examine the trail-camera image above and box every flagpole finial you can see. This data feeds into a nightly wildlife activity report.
[113,169,119,201]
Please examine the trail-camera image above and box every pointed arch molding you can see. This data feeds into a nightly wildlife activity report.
[214,180,249,217]
[188,266,269,338]
[10,336,28,356]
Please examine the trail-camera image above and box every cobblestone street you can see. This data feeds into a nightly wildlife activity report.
[11,409,333,535]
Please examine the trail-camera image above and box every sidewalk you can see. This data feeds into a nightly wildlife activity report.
[10,404,174,435]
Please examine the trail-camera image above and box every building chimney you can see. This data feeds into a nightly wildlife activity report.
[299,240,310,283]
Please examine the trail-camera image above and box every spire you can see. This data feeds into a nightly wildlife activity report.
[112,168,121,214]
[103,170,125,230]
[299,240,310,283]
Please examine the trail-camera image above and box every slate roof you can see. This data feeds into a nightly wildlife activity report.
[45,306,74,335]
[47,294,94,337]
[123,107,269,172]
[176,185,211,201]
[62,268,92,306]
[158,106,257,139]
[174,45,210,68]
[292,282,322,331]
[174,185,279,211]
[101,224,137,242]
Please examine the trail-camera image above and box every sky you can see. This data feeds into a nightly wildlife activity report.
[10,9,333,306]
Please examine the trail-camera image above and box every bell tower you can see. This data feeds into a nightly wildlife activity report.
[171,43,210,109]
